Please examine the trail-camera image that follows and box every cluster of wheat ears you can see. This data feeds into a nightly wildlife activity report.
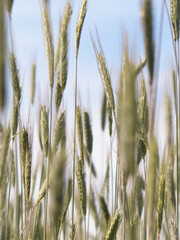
[0,0,180,239]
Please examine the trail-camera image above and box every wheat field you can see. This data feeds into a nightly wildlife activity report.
[0,0,180,239]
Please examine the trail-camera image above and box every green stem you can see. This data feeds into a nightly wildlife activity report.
[84,216,86,240]
[177,39,179,229]
[15,140,19,239]
[175,42,179,230]
[71,56,78,239]
[33,156,44,240]
[87,153,92,240]
[114,161,119,211]
[24,191,27,240]
[110,136,113,214]
[5,154,12,239]
[123,188,126,240]
[44,86,53,240]
[143,158,147,240]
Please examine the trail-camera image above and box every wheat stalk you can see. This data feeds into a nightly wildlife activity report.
[0,0,5,110]
[157,161,165,239]
[99,195,110,225]
[147,137,159,240]
[30,62,36,104]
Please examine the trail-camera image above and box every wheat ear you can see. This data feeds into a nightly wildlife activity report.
[105,210,122,240]
[41,3,54,87]
[142,0,155,85]
[76,0,88,58]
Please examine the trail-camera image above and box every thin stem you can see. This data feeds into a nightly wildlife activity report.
[114,161,119,211]
[24,191,27,240]
[176,39,179,229]
[84,216,86,240]
[123,188,126,240]
[5,154,12,239]
[32,156,45,240]
[164,204,170,238]
[44,155,48,240]
[44,86,53,240]
[110,136,113,214]
[71,56,78,239]
[17,104,23,240]
[87,154,92,240]
[143,157,147,240]
[9,16,14,52]
[15,139,19,239]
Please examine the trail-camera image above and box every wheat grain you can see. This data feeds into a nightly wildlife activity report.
[76,107,84,166]
[76,0,87,58]
[59,178,72,229]
[57,1,72,91]
[9,52,21,103]
[40,106,49,158]
[101,91,107,131]
[34,178,47,207]
[142,0,155,84]
[19,128,28,187]
[135,174,144,218]
[165,95,172,147]
[76,157,86,217]
[107,102,113,137]
[97,52,115,114]
[52,111,65,153]
[41,3,54,87]
[83,110,93,155]
[167,148,176,213]
[170,0,179,41]
[54,81,63,113]
[55,17,62,72]
[0,127,10,187]
[169,218,178,240]
[50,151,66,227]
[147,137,159,240]
[99,195,110,225]
[119,51,136,185]
[105,210,122,240]
[157,161,165,238]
